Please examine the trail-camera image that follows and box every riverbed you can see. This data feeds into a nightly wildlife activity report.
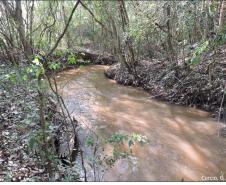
[56,65,226,181]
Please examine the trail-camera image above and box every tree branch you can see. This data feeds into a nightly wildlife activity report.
[46,0,80,57]
[79,0,113,34]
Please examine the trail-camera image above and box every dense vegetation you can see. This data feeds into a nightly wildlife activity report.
[0,0,226,182]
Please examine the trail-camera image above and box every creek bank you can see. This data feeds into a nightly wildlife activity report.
[46,48,116,75]
[105,48,226,118]
[0,48,116,181]
[0,65,80,181]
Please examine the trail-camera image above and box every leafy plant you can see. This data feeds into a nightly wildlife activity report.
[28,132,43,153]
[98,132,149,168]
[214,31,226,46]
[67,54,77,65]
[55,50,64,58]
[108,132,148,148]
[6,72,17,84]
[48,62,61,70]
[86,135,94,147]
[108,133,128,144]
[188,40,209,65]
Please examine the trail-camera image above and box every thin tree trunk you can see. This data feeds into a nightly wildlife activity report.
[15,1,32,58]
[29,0,34,48]
[166,2,174,62]
[203,1,209,40]
[219,0,226,31]
[62,3,72,48]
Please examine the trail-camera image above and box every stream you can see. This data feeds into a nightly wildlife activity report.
[56,65,226,181]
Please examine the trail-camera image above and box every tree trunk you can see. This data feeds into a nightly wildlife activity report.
[29,0,34,47]
[2,1,33,59]
[203,1,209,40]
[15,1,33,58]
[110,16,132,72]
[166,2,175,63]
[219,0,226,31]
[62,3,72,48]
[118,0,137,74]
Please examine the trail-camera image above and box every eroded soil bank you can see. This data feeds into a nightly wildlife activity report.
[105,49,226,118]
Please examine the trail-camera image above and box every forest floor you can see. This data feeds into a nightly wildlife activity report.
[0,65,52,181]
[0,64,79,181]
[105,46,226,119]
[0,48,116,181]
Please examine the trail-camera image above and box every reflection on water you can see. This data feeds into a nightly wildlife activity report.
[57,65,226,181]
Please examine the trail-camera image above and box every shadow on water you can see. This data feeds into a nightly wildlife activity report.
[57,65,226,181]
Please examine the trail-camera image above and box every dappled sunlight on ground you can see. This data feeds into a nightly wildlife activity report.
[57,65,226,181]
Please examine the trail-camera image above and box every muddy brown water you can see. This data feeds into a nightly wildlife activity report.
[56,65,226,181]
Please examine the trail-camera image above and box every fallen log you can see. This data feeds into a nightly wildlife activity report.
[73,48,117,65]
[44,47,117,75]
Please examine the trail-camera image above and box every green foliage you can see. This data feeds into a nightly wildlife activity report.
[55,50,64,58]
[60,165,80,182]
[29,56,45,79]
[86,135,94,147]
[188,29,226,66]
[37,39,48,50]
[214,31,226,46]
[28,132,43,153]
[48,62,61,70]
[35,66,45,79]
[27,121,59,163]
[99,132,149,168]
[26,64,44,79]
[129,132,149,146]
[188,41,209,65]
[84,132,148,170]
[2,66,38,86]
[108,133,128,144]
[5,72,17,85]
[67,54,77,65]
[108,132,148,148]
